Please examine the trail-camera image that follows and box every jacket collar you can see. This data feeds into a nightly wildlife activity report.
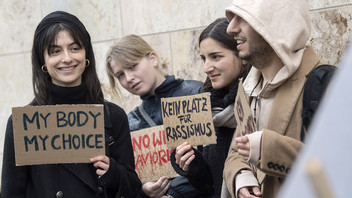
[267,46,321,134]
[141,75,183,100]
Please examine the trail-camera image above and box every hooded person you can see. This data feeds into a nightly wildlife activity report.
[223,0,328,197]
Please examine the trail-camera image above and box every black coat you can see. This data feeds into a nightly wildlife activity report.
[170,79,243,198]
[1,101,141,198]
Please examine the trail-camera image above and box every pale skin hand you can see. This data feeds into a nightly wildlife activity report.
[90,155,110,177]
[235,136,262,197]
[142,176,171,198]
[235,136,251,161]
[175,142,195,171]
[238,186,262,198]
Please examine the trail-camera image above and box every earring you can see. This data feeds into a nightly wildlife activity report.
[86,59,90,67]
[41,65,48,73]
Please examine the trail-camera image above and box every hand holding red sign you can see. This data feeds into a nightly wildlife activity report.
[142,176,171,198]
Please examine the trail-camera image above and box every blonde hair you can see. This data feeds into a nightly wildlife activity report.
[106,34,167,97]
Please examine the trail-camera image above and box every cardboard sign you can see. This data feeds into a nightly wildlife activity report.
[12,104,105,166]
[234,80,256,135]
[130,125,179,183]
[161,93,216,148]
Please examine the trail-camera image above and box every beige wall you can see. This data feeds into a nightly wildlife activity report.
[0,0,351,184]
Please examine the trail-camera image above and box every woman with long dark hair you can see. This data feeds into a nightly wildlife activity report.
[1,11,141,198]
[170,18,250,198]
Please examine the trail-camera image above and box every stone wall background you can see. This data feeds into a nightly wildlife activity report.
[0,0,351,186]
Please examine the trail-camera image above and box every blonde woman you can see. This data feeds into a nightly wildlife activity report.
[106,34,205,198]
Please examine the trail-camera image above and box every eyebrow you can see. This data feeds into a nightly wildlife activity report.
[200,51,221,55]
[49,42,79,48]
[208,51,222,56]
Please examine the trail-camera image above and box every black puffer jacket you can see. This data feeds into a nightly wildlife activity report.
[128,75,203,131]
[128,75,203,198]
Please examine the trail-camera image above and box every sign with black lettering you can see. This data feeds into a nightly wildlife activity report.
[234,80,256,135]
[131,125,179,183]
[161,93,216,148]
[12,104,105,166]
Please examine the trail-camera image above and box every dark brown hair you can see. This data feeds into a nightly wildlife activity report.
[199,18,241,91]
[31,11,103,105]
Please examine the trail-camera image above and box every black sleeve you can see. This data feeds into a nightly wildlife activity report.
[1,116,29,198]
[101,103,141,197]
[170,148,214,194]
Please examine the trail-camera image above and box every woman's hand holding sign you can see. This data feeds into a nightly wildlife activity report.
[175,142,195,171]
[142,176,171,198]
[90,155,110,177]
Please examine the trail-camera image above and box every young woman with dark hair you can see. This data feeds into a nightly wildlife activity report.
[170,18,250,198]
[1,11,141,198]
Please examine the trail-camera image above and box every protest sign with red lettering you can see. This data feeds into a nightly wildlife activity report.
[130,125,179,183]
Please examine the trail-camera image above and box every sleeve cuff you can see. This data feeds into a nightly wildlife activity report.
[245,131,262,165]
[235,170,259,198]
[170,148,204,177]
[98,158,120,189]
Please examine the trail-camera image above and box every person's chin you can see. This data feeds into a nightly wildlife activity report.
[211,83,222,90]
[129,89,140,96]
[135,90,148,96]
[239,51,250,61]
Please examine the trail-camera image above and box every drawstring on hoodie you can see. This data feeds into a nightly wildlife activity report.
[249,75,263,124]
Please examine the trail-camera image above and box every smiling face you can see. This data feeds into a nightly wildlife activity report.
[226,14,271,68]
[43,30,86,87]
[109,52,165,96]
[200,38,243,90]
